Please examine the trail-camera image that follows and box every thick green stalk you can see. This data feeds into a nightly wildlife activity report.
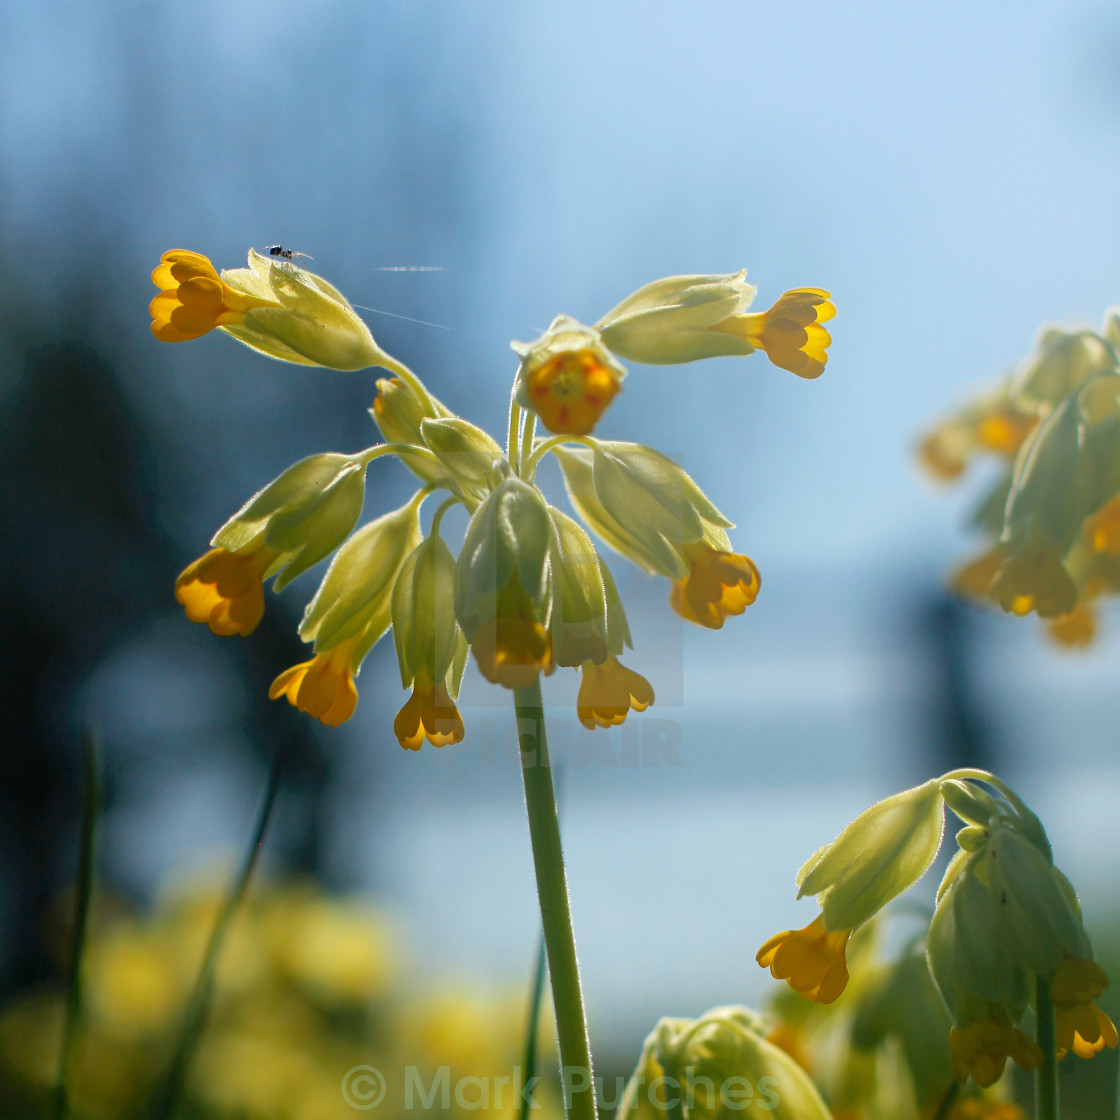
[514,679,598,1120]
[1036,978,1059,1120]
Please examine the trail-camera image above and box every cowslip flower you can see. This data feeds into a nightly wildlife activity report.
[1049,957,1118,1060]
[597,271,835,379]
[390,532,467,750]
[921,310,1120,645]
[455,476,556,689]
[152,248,386,370]
[512,316,627,436]
[758,780,944,1004]
[948,1019,1042,1089]
[176,453,367,636]
[555,442,760,628]
[164,248,827,743]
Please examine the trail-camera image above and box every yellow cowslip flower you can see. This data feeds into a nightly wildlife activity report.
[937,1102,1026,1120]
[988,545,1077,618]
[576,656,654,729]
[390,533,467,750]
[757,917,852,1005]
[948,1018,1042,1088]
[512,316,626,436]
[1050,957,1118,1060]
[596,272,835,378]
[269,633,361,727]
[150,250,271,342]
[393,667,465,750]
[1085,493,1120,554]
[152,248,386,370]
[468,583,556,689]
[710,288,836,379]
[669,543,760,629]
[176,453,368,637]
[456,476,557,689]
[175,545,273,636]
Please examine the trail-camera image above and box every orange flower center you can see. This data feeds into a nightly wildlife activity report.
[526,351,620,435]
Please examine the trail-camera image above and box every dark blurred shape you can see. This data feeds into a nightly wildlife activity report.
[917,592,999,776]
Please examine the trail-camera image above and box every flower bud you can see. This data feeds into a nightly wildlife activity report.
[797,779,945,932]
[419,417,505,508]
[618,1006,832,1120]
[548,508,609,668]
[391,533,466,750]
[512,316,627,435]
[299,499,424,653]
[455,477,555,688]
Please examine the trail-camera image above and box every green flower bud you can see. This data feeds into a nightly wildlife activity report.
[618,1006,831,1120]
[940,779,1001,828]
[370,376,455,491]
[548,508,609,668]
[1003,372,1120,558]
[218,249,388,370]
[928,854,1028,1022]
[554,446,666,575]
[797,779,945,932]
[213,452,366,591]
[419,417,505,508]
[981,821,1090,975]
[299,497,424,655]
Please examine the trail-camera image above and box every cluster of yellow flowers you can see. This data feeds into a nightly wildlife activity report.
[756,773,1117,1096]
[919,311,1120,645]
[153,250,834,744]
[0,876,557,1120]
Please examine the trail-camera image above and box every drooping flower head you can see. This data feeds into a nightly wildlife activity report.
[160,248,831,741]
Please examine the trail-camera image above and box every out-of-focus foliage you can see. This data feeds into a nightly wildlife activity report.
[0,875,558,1120]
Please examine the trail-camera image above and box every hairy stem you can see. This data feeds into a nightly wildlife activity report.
[514,679,598,1120]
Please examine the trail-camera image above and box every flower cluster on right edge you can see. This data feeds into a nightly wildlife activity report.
[756,772,1117,1091]
[918,309,1120,646]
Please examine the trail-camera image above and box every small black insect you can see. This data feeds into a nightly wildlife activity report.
[262,245,313,268]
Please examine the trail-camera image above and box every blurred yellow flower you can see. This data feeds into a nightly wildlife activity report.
[1050,957,1118,1060]
[948,1019,1042,1088]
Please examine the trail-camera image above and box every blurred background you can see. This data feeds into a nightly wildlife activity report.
[2,0,1120,1112]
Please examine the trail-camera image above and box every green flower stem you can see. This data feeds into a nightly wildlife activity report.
[519,412,537,478]
[514,679,598,1120]
[508,392,524,472]
[522,434,597,479]
[1036,978,1059,1120]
